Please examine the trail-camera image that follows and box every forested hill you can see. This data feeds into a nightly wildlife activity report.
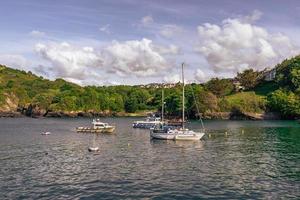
[0,55,299,119]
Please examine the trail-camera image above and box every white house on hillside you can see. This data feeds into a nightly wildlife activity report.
[263,68,276,81]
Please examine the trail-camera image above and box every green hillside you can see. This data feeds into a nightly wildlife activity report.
[0,55,299,119]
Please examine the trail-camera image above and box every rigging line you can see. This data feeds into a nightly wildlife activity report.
[190,85,205,131]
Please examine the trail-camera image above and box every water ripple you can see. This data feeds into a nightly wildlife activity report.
[0,118,299,199]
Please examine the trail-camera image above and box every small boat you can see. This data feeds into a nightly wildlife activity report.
[150,63,205,141]
[88,134,100,152]
[132,116,162,129]
[88,146,99,152]
[77,119,115,133]
[41,131,51,135]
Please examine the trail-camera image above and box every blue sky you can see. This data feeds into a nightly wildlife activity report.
[0,0,299,85]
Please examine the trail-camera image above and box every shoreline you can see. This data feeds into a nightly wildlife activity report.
[0,110,285,120]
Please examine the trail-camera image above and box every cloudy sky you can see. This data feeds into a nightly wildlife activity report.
[0,0,300,85]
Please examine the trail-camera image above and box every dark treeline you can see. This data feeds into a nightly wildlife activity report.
[0,55,299,119]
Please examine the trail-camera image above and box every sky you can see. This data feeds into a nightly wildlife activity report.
[0,0,300,86]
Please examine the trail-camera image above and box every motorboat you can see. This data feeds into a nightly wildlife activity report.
[77,119,115,133]
[132,116,162,129]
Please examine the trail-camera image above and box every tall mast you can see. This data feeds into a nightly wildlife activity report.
[161,89,164,122]
[182,62,185,129]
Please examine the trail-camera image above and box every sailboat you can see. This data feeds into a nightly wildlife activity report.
[88,134,99,152]
[150,63,205,141]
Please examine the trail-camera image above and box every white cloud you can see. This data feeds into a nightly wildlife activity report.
[104,38,170,76]
[195,69,209,83]
[35,42,103,80]
[242,9,263,23]
[196,10,299,75]
[0,54,29,70]
[99,24,110,34]
[163,74,180,83]
[30,30,46,37]
[34,38,174,85]
[153,44,180,55]
[141,15,153,26]
[159,24,183,38]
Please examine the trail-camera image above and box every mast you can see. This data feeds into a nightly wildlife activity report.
[161,89,164,122]
[182,62,185,129]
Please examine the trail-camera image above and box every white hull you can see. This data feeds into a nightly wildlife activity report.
[41,132,51,135]
[174,132,205,141]
[88,147,99,152]
[150,129,205,141]
[150,132,175,140]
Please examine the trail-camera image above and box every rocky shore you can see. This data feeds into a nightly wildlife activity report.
[1,104,152,118]
[0,104,281,120]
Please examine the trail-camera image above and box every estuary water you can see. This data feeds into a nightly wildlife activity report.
[0,117,299,199]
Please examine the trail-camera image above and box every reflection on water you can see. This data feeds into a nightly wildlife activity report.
[0,118,299,199]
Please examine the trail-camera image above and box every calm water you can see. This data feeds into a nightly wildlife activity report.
[0,118,299,199]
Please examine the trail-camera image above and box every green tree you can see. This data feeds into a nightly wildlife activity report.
[205,78,234,97]
[165,91,181,116]
[291,68,300,89]
[268,89,300,118]
[237,69,260,90]
[6,80,14,88]
[125,95,138,113]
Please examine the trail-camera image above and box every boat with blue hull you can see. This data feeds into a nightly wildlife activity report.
[132,116,162,129]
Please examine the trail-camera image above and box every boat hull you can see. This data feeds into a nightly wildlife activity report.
[76,126,115,133]
[150,130,205,141]
[150,131,175,140]
[88,147,99,152]
[174,132,205,141]
[133,122,162,129]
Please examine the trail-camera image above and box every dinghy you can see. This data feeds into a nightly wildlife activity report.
[88,134,99,152]
[41,131,51,135]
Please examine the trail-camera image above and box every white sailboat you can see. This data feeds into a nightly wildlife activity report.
[150,63,205,141]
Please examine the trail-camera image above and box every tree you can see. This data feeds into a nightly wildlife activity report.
[205,78,234,97]
[268,89,300,118]
[32,93,54,110]
[275,55,300,90]
[125,96,138,113]
[196,90,219,113]
[237,69,260,90]
[291,68,300,89]
[6,80,14,88]
[165,92,181,116]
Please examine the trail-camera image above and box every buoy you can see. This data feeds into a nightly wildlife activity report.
[225,131,228,136]
[242,130,244,134]
[208,134,211,138]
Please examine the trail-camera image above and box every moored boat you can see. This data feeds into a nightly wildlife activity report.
[76,119,115,133]
[132,116,162,129]
[88,146,100,152]
[41,131,51,135]
[150,63,205,141]
[88,134,100,152]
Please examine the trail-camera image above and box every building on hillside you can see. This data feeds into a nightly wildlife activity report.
[263,67,276,81]
[139,83,178,89]
[232,79,245,92]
